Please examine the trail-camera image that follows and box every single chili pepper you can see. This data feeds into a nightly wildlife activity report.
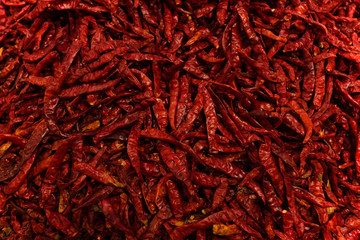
[169,71,180,130]
[168,31,184,53]
[194,4,216,18]
[283,30,312,52]
[3,151,36,195]
[157,142,196,198]
[293,186,336,208]
[153,98,168,131]
[73,162,123,187]
[211,178,229,210]
[171,208,238,239]
[235,2,259,43]
[301,48,316,101]
[163,2,173,43]
[283,112,306,137]
[44,209,77,236]
[207,86,247,146]
[126,181,149,226]
[313,59,326,109]
[191,171,220,187]
[203,156,245,179]
[336,79,360,110]
[0,133,27,147]
[94,111,146,142]
[72,185,115,211]
[59,78,121,98]
[175,75,190,127]
[312,51,338,63]
[200,84,218,152]
[184,28,210,47]
[140,128,203,164]
[259,139,285,201]
[0,120,48,182]
[279,159,305,236]
[198,51,225,63]
[263,176,282,214]
[184,55,210,80]
[268,19,291,59]
[40,136,80,204]
[99,198,135,236]
[184,42,210,56]
[142,205,172,239]
[127,121,144,181]
[287,100,313,143]
[309,176,329,224]
[175,91,204,137]
[166,179,184,220]
[138,0,158,26]
[154,174,171,210]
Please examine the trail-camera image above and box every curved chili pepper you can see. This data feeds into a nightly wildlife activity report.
[171,209,238,239]
[287,100,313,143]
[211,178,229,210]
[157,142,196,198]
[169,71,180,129]
[166,179,184,220]
[94,111,146,142]
[175,75,190,128]
[216,0,228,25]
[100,199,135,236]
[140,128,203,164]
[45,210,77,236]
[73,162,123,187]
[263,176,282,214]
[184,55,210,80]
[259,139,285,201]
[203,156,245,179]
[3,151,36,195]
[0,133,27,147]
[194,4,216,18]
[200,84,218,152]
[175,91,204,137]
[127,121,144,182]
[301,48,316,101]
[153,98,168,131]
[279,159,305,236]
[184,28,210,47]
[142,205,172,239]
[207,86,247,147]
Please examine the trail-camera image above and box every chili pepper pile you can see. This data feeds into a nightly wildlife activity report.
[2,0,360,239]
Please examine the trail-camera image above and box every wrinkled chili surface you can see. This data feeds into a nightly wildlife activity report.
[1,0,360,239]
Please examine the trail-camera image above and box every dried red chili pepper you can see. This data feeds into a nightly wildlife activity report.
[2,1,360,239]
[44,210,77,237]
[165,179,184,220]
[168,71,180,130]
[157,142,196,198]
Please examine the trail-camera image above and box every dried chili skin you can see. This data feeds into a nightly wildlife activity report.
[2,0,360,239]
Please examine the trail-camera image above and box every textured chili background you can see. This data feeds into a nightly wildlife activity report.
[1,0,360,239]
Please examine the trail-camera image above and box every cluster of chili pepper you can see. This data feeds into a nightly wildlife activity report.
[2,0,360,239]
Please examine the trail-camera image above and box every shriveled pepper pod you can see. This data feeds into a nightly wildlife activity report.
[1,0,360,239]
